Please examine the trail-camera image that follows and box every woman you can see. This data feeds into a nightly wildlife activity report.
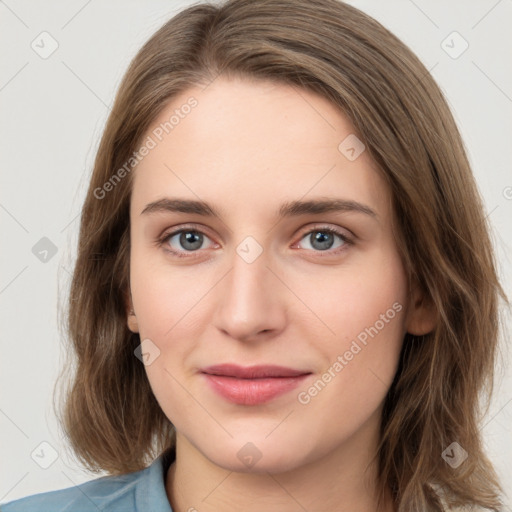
[1,0,507,510]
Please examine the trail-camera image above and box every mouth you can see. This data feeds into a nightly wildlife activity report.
[201,364,312,405]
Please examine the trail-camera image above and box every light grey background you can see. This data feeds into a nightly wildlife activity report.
[1,0,511,506]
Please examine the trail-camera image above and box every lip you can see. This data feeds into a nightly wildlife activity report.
[201,364,312,405]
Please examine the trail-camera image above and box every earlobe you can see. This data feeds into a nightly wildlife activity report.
[125,290,139,333]
[405,282,438,336]
[127,309,139,333]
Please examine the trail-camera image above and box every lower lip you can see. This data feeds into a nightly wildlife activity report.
[202,373,310,405]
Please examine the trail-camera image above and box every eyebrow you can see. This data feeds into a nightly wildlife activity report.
[141,197,377,220]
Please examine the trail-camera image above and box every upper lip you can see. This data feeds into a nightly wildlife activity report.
[201,364,311,379]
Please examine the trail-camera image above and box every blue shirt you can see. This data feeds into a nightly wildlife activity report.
[0,448,175,512]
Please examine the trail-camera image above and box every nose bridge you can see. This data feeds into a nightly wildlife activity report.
[213,239,286,340]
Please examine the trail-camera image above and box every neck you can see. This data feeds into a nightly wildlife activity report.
[165,411,395,512]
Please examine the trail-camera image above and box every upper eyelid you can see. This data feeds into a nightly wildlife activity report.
[161,222,352,237]
[160,223,217,242]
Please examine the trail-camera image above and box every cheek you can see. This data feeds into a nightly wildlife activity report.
[129,247,209,341]
[129,257,204,425]
[129,252,212,409]
[291,248,408,352]
[295,251,407,427]
[293,249,407,408]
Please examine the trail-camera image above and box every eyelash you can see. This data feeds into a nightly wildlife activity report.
[156,224,354,259]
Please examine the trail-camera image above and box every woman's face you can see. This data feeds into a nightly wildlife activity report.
[127,76,432,472]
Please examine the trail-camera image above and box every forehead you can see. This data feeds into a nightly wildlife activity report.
[130,76,389,221]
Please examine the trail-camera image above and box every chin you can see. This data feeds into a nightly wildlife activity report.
[199,436,313,475]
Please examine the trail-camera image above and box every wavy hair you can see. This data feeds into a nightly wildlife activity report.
[54,1,509,510]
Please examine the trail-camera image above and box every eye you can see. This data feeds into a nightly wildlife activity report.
[158,226,216,258]
[295,226,353,255]
[157,224,353,259]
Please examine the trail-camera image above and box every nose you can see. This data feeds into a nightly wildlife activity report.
[212,245,287,343]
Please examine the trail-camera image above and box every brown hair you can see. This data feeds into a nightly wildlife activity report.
[54,0,509,510]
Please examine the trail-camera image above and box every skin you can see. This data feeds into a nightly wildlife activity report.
[126,75,436,512]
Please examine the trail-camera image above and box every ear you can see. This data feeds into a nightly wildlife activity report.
[125,289,139,333]
[404,279,437,336]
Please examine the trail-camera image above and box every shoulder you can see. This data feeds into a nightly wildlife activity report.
[0,471,141,512]
[0,449,175,512]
